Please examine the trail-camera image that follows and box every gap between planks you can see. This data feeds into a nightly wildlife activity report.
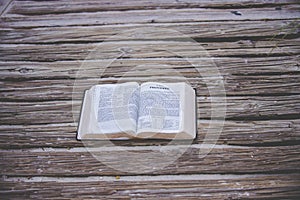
[0,144,249,153]
[2,173,298,182]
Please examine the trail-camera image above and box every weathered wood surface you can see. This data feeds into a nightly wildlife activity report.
[1,74,300,101]
[6,0,300,15]
[1,5,299,28]
[1,38,300,61]
[1,145,299,176]
[1,174,299,199]
[0,119,299,148]
[0,0,300,199]
[1,95,300,124]
[1,20,299,44]
[1,56,299,80]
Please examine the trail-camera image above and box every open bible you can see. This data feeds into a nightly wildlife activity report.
[77,82,196,140]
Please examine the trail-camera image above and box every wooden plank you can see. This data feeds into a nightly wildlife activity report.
[7,0,299,15]
[1,74,300,101]
[1,38,299,62]
[1,1,299,199]
[0,0,12,17]
[0,119,299,148]
[1,6,299,28]
[1,56,299,99]
[0,56,299,80]
[1,20,299,44]
[0,145,299,176]
[1,174,300,199]
[1,95,300,125]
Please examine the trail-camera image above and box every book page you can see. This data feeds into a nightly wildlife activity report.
[77,82,196,140]
[92,82,139,135]
[137,82,182,134]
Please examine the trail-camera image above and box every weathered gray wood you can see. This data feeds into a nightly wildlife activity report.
[7,0,299,15]
[1,145,299,176]
[0,0,12,17]
[1,95,300,125]
[1,20,299,44]
[1,5,299,28]
[1,75,299,101]
[1,174,300,199]
[0,0,299,199]
[0,119,299,148]
[1,38,299,62]
[1,56,299,80]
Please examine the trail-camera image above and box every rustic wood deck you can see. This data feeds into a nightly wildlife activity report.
[0,0,299,199]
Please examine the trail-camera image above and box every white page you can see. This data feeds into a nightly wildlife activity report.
[92,82,139,135]
[137,82,182,134]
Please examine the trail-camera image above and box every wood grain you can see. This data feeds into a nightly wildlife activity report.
[1,174,300,199]
[1,38,299,62]
[1,5,299,28]
[1,20,299,44]
[1,56,299,80]
[1,145,299,176]
[6,0,299,15]
[1,0,300,199]
[0,119,299,148]
[1,95,300,125]
[1,74,299,101]
[0,0,12,17]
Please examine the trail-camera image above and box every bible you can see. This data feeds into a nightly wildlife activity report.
[77,82,196,140]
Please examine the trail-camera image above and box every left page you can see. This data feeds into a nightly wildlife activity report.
[77,82,140,139]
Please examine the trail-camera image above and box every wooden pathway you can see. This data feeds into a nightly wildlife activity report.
[0,0,299,199]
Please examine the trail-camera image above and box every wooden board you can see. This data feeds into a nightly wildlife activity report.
[1,5,299,28]
[0,0,299,199]
[6,0,300,15]
[1,56,299,79]
[1,20,299,44]
[1,145,299,176]
[2,174,299,199]
[1,95,300,124]
[1,38,299,61]
[0,119,299,148]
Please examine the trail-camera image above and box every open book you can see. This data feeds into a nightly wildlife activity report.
[77,82,196,140]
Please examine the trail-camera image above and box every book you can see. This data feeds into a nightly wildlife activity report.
[77,82,197,140]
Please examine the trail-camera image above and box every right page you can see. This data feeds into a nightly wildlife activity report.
[136,82,196,139]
